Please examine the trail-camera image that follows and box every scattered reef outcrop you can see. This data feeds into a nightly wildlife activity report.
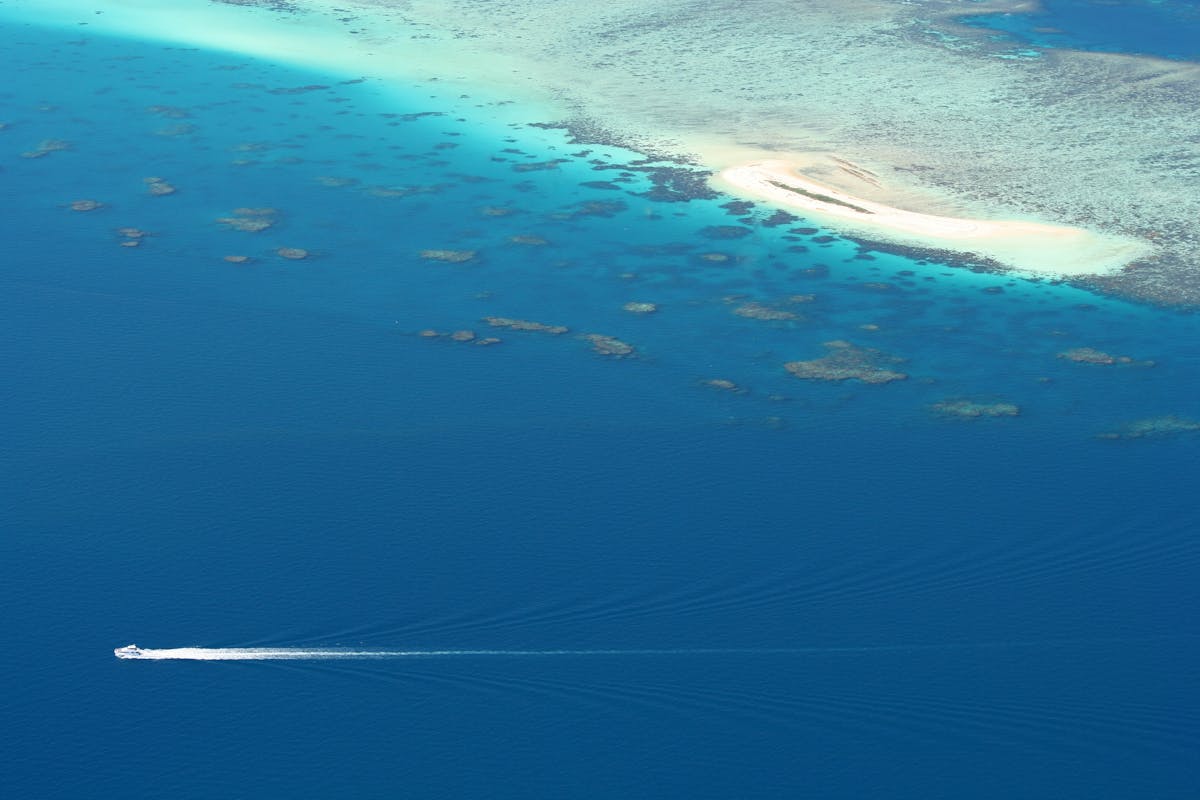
[22,139,70,159]
[217,207,278,232]
[583,334,636,357]
[931,399,1020,418]
[418,329,501,346]
[784,340,907,384]
[731,301,799,321]
[144,176,177,196]
[1097,415,1200,440]
[116,227,147,247]
[701,378,747,394]
[1057,347,1153,367]
[509,235,548,246]
[420,249,476,263]
[482,317,568,335]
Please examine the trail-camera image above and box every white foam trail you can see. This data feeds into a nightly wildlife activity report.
[115,636,1196,661]
[116,646,817,661]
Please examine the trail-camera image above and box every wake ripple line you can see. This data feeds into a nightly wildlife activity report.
[114,635,1197,661]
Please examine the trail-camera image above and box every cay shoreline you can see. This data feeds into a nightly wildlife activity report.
[712,160,1153,279]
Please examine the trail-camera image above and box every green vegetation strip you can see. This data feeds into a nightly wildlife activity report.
[768,180,874,215]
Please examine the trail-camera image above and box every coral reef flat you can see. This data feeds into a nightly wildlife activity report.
[333,0,1200,303]
[16,0,1199,302]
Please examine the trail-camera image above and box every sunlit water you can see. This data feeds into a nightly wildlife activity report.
[2,12,1198,800]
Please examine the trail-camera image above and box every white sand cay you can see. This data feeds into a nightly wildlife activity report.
[715,160,1153,279]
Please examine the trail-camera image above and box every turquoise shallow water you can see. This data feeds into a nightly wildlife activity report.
[2,12,1199,799]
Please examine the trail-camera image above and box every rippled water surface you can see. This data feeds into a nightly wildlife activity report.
[2,12,1198,800]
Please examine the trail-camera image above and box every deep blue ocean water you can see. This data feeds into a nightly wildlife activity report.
[963,0,1200,60]
[2,10,1198,799]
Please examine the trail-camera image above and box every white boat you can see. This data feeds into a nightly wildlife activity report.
[114,644,145,659]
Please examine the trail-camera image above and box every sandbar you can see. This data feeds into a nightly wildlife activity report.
[714,160,1153,278]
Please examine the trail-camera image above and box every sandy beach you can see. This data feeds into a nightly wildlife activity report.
[714,160,1153,278]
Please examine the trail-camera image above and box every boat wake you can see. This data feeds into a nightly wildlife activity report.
[114,644,843,661]
[115,637,1194,661]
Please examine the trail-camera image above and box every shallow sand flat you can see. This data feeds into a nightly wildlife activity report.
[3,0,556,121]
[11,0,1200,301]
[716,161,1153,278]
[15,0,359,73]
[330,0,1200,303]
